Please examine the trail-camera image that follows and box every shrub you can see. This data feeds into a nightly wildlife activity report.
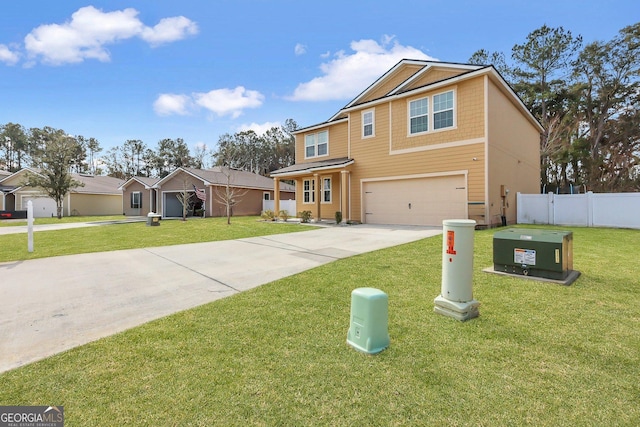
[279,210,290,221]
[261,210,275,221]
[335,211,342,224]
[298,210,312,223]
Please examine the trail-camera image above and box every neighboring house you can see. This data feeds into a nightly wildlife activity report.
[119,176,161,217]
[122,167,295,218]
[0,168,124,217]
[271,59,543,227]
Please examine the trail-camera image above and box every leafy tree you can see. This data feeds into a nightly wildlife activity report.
[85,137,102,175]
[212,120,296,176]
[572,22,640,191]
[124,139,146,177]
[103,146,127,179]
[22,128,84,219]
[468,49,511,77]
[192,143,209,169]
[511,25,583,190]
[156,138,194,177]
[69,135,88,174]
[0,123,30,172]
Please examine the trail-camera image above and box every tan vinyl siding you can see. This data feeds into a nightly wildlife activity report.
[295,121,349,164]
[123,181,151,216]
[486,78,541,226]
[402,68,464,91]
[357,64,424,104]
[390,78,485,151]
[349,142,485,224]
[68,194,122,216]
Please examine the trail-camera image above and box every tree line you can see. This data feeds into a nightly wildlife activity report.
[0,120,297,180]
[470,22,640,192]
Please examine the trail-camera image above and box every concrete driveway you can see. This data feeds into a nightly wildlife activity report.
[0,224,442,373]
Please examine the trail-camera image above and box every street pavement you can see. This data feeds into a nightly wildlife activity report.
[0,223,442,373]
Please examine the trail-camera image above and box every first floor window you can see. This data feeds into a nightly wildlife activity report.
[263,192,271,201]
[131,191,141,209]
[303,179,315,203]
[322,177,331,203]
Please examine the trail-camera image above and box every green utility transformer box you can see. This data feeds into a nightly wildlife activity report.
[493,228,574,281]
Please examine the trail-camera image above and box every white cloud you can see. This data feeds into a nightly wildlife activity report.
[288,35,436,101]
[141,16,199,46]
[0,44,19,65]
[153,93,192,116]
[193,87,264,119]
[22,6,198,65]
[154,86,265,118]
[294,43,307,56]
[237,121,281,135]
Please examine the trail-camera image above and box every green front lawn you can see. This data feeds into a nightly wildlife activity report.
[1,226,639,425]
[0,216,309,262]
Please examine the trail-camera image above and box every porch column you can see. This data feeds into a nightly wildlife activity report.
[341,170,350,221]
[273,177,280,214]
[314,173,321,221]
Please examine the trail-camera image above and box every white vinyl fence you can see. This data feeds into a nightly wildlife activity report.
[263,199,297,216]
[517,192,640,229]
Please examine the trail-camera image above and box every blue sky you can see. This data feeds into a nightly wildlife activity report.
[1,1,637,159]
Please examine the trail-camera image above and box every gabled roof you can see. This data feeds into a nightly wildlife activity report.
[271,157,354,177]
[0,168,123,195]
[71,174,124,195]
[118,176,161,190]
[299,58,544,133]
[157,167,295,192]
[337,60,482,116]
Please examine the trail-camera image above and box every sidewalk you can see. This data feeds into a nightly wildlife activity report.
[0,224,442,373]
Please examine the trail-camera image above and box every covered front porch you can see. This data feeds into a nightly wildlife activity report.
[271,157,354,222]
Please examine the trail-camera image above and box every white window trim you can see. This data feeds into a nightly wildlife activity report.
[362,109,375,138]
[131,191,142,209]
[433,90,456,130]
[407,88,457,137]
[263,192,271,201]
[304,130,329,159]
[302,179,315,204]
[321,177,332,204]
[408,97,429,136]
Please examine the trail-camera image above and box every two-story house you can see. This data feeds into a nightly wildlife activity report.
[270,59,543,227]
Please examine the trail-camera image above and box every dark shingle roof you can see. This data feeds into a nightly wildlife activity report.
[270,157,354,176]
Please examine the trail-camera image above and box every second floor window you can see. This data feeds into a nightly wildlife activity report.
[409,90,455,134]
[305,130,328,158]
[409,98,429,134]
[363,110,374,137]
[434,91,454,129]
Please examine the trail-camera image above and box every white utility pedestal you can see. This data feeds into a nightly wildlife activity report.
[434,219,479,321]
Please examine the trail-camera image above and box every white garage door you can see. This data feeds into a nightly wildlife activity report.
[363,175,467,226]
[23,196,57,218]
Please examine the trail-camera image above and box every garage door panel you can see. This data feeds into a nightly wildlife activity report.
[23,196,57,218]
[363,175,467,226]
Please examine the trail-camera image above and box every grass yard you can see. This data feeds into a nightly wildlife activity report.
[1,226,639,425]
[0,216,309,262]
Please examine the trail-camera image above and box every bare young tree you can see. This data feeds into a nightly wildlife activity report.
[175,178,194,221]
[214,167,247,225]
